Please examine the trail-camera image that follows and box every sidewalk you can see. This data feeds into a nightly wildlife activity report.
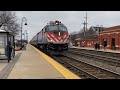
[7,44,65,79]
[71,46,120,53]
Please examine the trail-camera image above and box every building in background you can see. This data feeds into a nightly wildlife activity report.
[100,25,120,50]
[75,25,120,50]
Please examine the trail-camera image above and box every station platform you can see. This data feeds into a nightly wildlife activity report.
[71,46,120,53]
[0,44,80,79]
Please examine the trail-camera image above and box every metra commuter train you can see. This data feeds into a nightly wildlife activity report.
[29,21,70,54]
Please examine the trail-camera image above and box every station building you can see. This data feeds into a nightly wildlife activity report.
[100,25,120,50]
[75,25,120,50]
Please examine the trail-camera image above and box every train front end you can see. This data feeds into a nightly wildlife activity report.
[46,21,69,52]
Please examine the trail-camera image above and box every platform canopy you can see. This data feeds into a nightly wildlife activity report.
[0,29,6,32]
[0,29,15,36]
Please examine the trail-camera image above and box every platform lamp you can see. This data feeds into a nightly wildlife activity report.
[21,17,27,49]
[96,25,103,49]
[24,30,28,43]
[96,25,101,42]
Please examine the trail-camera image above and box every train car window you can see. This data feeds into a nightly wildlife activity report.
[59,26,67,31]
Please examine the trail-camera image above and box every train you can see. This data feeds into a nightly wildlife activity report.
[29,21,70,54]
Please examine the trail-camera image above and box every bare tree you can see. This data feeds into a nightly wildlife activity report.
[79,28,84,33]
[4,22,20,35]
[0,11,16,27]
[70,31,78,42]
[0,11,20,35]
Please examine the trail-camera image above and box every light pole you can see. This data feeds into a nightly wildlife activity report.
[24,30,28,43]
[26,33,28,44]
[96,25,103,49]
[21,17,27,49]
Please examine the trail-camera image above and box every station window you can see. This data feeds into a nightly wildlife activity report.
[112,38,115,47]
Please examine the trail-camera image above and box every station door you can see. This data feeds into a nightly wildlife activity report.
[111,38,115,50]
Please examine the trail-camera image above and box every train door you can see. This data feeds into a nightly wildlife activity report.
[42,28,46,50]
[42,28,46,42]
[44,27,47,43]
[42,29,44,43]
[111,38,115,50]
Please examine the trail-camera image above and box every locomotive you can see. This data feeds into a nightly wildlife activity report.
[30,21,70,54]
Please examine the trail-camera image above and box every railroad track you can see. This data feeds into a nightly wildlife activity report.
[52,55,120,79]
[69,48,120,58]
[68,49,120,67]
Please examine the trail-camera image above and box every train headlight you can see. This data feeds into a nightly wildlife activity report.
[55,21,59,25]
[55,22,58,25]
[51,40,53,41]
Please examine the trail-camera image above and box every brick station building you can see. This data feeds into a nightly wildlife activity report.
[75,25,120,50]
[100,25,120,50]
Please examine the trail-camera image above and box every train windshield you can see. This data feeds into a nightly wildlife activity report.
[48,26,58,31]
[58,26,67,31]
[48,25,67,31]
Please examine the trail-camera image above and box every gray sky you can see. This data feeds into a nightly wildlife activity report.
[15,11,120,41]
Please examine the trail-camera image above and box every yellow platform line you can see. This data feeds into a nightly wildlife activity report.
[31,45,80,79]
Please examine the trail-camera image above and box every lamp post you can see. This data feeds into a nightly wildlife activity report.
[24,30,27,43]
[96,25,103,49]
[21,17,27,49]
[26,33,28,43]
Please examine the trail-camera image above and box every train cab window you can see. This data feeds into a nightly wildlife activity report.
[58,26,67,31]
[48,26,58,31]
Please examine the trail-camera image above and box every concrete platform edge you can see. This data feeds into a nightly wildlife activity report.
[31,45,80,79]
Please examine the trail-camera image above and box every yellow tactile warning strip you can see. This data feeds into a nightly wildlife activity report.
[31,45,80,79]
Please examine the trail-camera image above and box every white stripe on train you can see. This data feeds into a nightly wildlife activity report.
[63,36,69,42]
[47,34,55,42]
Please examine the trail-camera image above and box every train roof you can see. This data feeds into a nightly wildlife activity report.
[45,21,66,26]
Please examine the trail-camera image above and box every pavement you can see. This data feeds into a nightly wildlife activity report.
[7,44,66,79]
[0,44,83,79]
[0,44,119,79]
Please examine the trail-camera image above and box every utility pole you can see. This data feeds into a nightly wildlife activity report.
[84,11,88,31]
[82,21,86,36]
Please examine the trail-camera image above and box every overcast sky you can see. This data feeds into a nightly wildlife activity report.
[15,11,120,41]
